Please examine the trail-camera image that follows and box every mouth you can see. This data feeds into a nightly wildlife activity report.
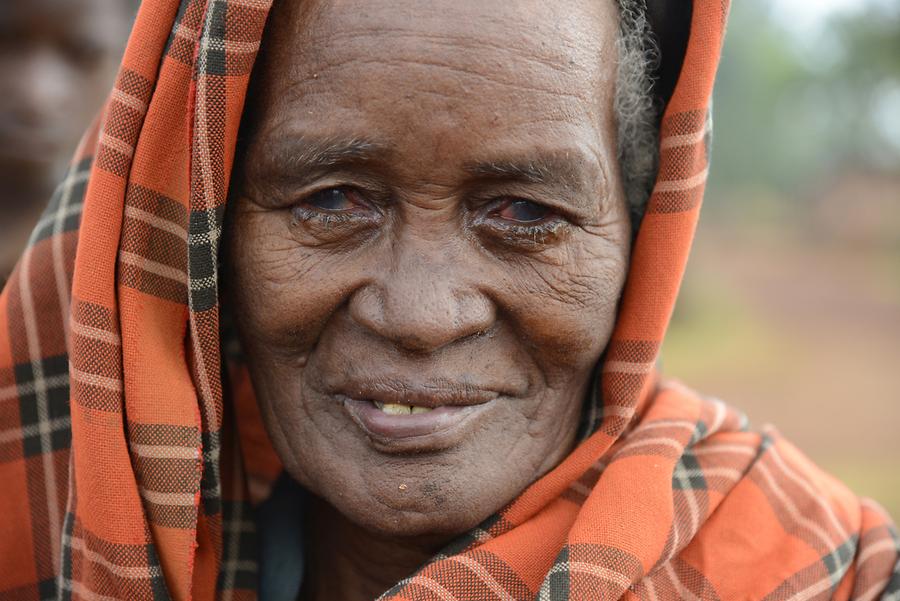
[335,382,501,452]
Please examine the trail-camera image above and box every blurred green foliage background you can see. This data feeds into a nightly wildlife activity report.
[663,0,900,518]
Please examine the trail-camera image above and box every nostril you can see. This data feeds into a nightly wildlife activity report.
[393,333,446,355]
[347,285,387,336]
[348,283,496,354]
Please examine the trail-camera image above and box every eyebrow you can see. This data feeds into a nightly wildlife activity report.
[250,135,605,207]
[241,134,392,197]
[464,150,605,202]
[271,135,388,173]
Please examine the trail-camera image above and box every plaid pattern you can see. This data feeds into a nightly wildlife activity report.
[0,0,897,599]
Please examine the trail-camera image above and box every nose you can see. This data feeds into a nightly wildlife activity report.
[348,239,495,354]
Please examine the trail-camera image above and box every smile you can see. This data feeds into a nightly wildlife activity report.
[372,401,434,415]
[334,381,500,451]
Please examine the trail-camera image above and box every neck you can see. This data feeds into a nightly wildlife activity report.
[301,496,447,601]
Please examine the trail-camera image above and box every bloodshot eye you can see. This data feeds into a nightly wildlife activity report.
[494,198,552,223]
[475,196,571,251]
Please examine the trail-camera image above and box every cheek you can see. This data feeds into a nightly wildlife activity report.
[227,202,361,353]
[499,234,630,374]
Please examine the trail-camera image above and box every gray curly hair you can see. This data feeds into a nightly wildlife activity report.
[614,0,661,228]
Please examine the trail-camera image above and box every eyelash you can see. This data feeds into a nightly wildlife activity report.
[289,187,571,248]
[289,186,379,227]
[473,196,570,246]
[291,205,359,226]
[478,213,570,248]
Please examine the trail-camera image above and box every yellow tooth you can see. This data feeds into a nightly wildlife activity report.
[411,406,433,414]
[381,403,412,415]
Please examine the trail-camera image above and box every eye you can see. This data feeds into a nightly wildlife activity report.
[474,196,571,251]
[493,198,552,223]
[303,187,364,212]
[288,185,382,244]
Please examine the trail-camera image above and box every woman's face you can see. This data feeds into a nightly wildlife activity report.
[228,0,630,538]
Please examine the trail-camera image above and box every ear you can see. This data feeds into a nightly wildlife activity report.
[645,0,693,110]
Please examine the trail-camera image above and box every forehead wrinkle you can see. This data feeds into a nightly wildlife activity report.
[273,1,617,102]
[300,28,597,79]
[290,0,614,62]
[280,31,607,107]
[248,0,621,201]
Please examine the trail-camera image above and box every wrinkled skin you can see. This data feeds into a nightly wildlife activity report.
[227,0,630,597]
[0,0,134,279]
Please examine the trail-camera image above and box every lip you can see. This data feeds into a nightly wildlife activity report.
[335,379,501,409]
[330,378,518,452]
[344,397,486,441]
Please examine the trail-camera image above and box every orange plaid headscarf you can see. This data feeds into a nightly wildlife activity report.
[1,0,898,599]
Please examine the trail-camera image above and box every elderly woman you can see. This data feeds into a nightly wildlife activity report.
[0,0,897,599]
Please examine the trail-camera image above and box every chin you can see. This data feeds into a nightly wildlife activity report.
[328,478,494,540]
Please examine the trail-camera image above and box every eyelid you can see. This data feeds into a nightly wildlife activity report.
[301,186,361,209]
[476,218,571,252]
[289,188,385,236]
[482,196,567,224]
[294,183,387,214]
[469,185,586,222]
[472,197,572,251]
[496,197,547,215]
